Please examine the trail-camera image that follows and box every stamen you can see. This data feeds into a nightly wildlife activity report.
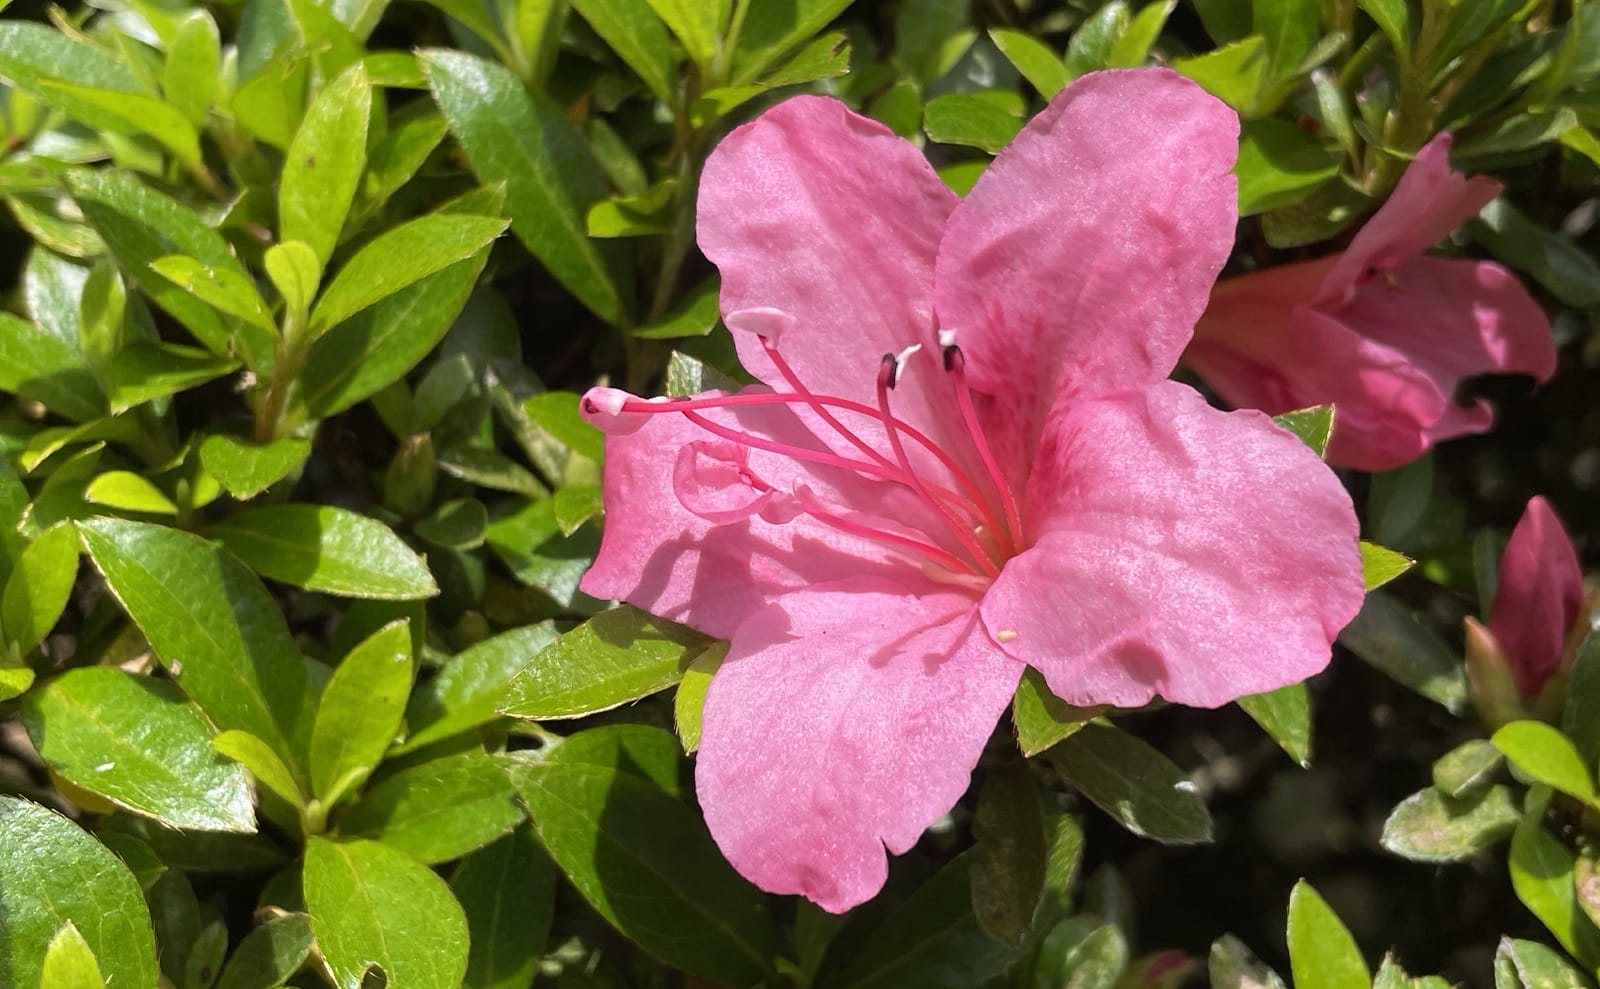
[791,485,971,574]
[877,351,1000,578]
[942,342,1025,552]
[759,335,895,472]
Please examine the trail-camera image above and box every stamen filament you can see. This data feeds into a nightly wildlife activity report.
[944,344,1025,553]
[760,336,896,472]
[798,500,972,574]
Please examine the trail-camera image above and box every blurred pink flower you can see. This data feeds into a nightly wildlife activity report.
[1183,134,1555,472]
[580,70,1364,912]
[1483,496,1585,698]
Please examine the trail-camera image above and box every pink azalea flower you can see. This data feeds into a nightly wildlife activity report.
[1483,496,1586,698]
[580,69,1365,913]
[1182,133,1555,472]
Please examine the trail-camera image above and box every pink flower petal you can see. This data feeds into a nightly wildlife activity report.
[934,69,1238,442]
[695,578,1022,913]
[980,381,1363,708]
[1492,497,1584,696]
[697,96,962,444]
[580,392,949,637]
[1321,133,1501,300]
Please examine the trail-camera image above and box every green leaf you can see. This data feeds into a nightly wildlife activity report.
[1108,0,1176,67]
[451,828,557,989]
[36,80,202,168]
[357,111,451,220]
[761,30,851,86]
[1045,723,1212,843]
[162,11,221,127]
[825,852,1018,989]
[263,241,322,323]
[500,605,715,719]
[673,644,723,753]
[1237,682,1311,766]
[1287,879,1369,989]
[1380,784,1520,862]
[1012,668,1099,757]
[212,729,306,809]
[1495,937,1597,989]
[0,797,158,989]
[1563,625,1600,769]
[309,213,508,335]
[970,764,1047,947]
[304,837,470,989]
[569,0,676,103]
[1051,924,1128,988]
[1510,790,1600,965]
[0,22,140,94]
[1361,541,1414,591]
[22,667,256,831]
[68,170,273,368]
[923,92,1024,152]
[41,921,105,989]
[1339,591,1470,713]
[415,498,489,549]
[214,913,315,989]
[150,254,275,332]
[280,63,371,271]
[1174,36,1268,116]
[0,311,105,422]
[78,517,312,777]
[552,485,603,535]
[516,726,778,983]
[83,471,178,515]
[1254,0,1320,81]
[634,276,721,339]
[1064,0,1129,79]
[1494,721,1597,805]
[101,341,241,414]
[731,0,853,83]
[197,434,311,500]
[643,0,725,66]
[1473,197,1600,310]
[422,49,630,323]
[310,620,413,802]
[1432,738,1504,797]
[1360,0,1412,56]
[401,623,559,753]
[1209,933,1288,989]
[989,28,1066,98]
[208,504,438,599]
[1237,119,1339,215]
[341,752,524,864]
[2,522,79,652]
[522,391,605,463]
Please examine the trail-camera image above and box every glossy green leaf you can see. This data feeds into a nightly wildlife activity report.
[163,11,221,127]
[633,276,721,339]
[0,22,141,94]
[1053,924,1128,988]
[101,341,241,413]
[516,727,778,983]
[924,92,1024,152]
[990,28,1066,98]
[1174,36,1268,116]
[1494,937,1596,989]
[643,0,724,66]
[451,827,557,989]
[0,796,160,989]
[0,311,105,421]
[422,49,629,323]
[731,0,853,83]
[1563,626,1600,769]
[1361,541,1414,591]
[522,391,605,462]
[197,434,311,500]
[263,240,321,323]
[1432,737,1503,797]
[1474,197,1600,310]
[1209,933,1288,989]
[280,64,371,271]
[41,921,104,989]
[84,471,178,515]
[310,620,413,802]
[208,504,438,599]
[1255,0,1320,79]
[762,30,850,86]
[1510,790,1600,965]
[36,81,202,168]
[212,729,305,809]
[1237,682,1312,766]
[1047,723,1212,843]
[401,623,559,753]
[1340,591,1470,713]
[500,605,714,719]
[825,852,1017,989]
[1108,0,1176,67]
[1380,784,1520,862]
[304,837,470,989]
[23,667,255,831]
[309,213,507,335]
[2,521,80,652]
[1237,118,1339,214]
[673,643,723,753]
[1360,0,1411,55]
[970,764,1047,947]
[214,913,315,989]
[569,0,676,102]
[1494,720,1597,805]
[77,517,312,776]
[341,752,524,863]
[357,111,451,220]
[1065,0,1129,78]
[1012,668,1099,757]
[1287,879,1369,989]
[150,254,275,332]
